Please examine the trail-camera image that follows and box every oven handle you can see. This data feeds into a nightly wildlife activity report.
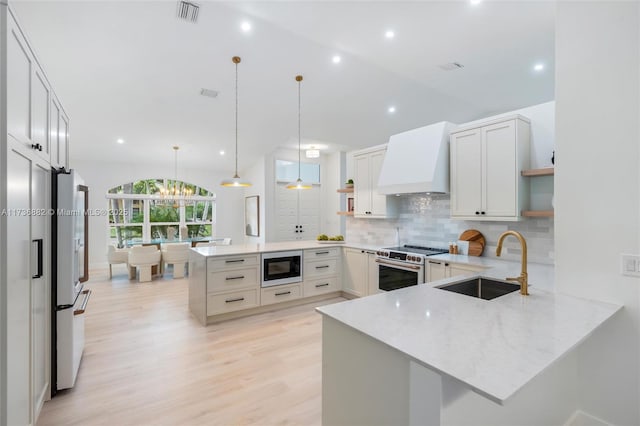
[375,259,422,271]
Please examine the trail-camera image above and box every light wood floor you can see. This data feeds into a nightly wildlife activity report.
[38,267,343,426]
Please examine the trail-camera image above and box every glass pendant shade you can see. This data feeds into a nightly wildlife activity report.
[221,56,251,188]
[287,74,311,190]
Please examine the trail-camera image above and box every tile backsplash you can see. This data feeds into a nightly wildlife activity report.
[346,195,554,264]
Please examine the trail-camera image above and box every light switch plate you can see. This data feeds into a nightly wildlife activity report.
[621,254,640,277]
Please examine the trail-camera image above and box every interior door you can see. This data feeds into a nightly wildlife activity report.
[297,185,320,240]
[275,182,299,241]
[275,183,321,242]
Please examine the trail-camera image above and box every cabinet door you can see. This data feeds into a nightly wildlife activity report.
[31,159,51,419]
[59,111,70,169]
[483,120,517,217]
[366,252,380,295]
[6,141,33,426]
[450,129,483,217]
[353,154,371,217]
[32,67,50,162]
[50,98,61,167]
[7,16,32,144]
[368,150,388,217]
[426,260,448,282]
[342,248,366,297]
[449,263,485,279]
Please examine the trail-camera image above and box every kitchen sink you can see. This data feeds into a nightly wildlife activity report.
[436,277,520,300]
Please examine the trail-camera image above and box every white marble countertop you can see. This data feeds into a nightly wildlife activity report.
[190,240,379,257]
[317,263,621,404]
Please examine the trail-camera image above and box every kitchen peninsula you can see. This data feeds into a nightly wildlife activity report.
[317,268,621,425]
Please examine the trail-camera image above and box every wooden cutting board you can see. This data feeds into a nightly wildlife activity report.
[459,229,485,256]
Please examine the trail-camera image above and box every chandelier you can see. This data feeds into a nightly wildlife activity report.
[159,146,193,206]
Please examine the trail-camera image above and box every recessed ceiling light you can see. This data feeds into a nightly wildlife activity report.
[116,138,125,144]
[534,63,545,72]
[240,21,251,32]
[332,55,341,64]
[385,30,395,39]
[219,150,225,156]
[388,106,396,114]
[470,0,482,5]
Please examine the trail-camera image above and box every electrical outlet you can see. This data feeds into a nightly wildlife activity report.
[621,254,640,277]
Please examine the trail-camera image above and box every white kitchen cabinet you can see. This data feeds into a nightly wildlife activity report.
[353,147,397,219]
[3,6,58,424]
[205,254,260,315]
[426,259,486,282]
[342,248,378,297]
[450,116,530,221]
[302,247,341,298]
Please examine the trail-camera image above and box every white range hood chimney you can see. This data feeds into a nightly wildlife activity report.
[377,121,456,195]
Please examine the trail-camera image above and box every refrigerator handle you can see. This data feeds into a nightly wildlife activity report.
[74,289,91,316]
[32,238,43,279]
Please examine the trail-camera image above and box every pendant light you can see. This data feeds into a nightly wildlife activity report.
[221,56,252,187]
[286,75,312,190]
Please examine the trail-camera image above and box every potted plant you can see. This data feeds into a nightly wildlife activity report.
[345,179,354,189]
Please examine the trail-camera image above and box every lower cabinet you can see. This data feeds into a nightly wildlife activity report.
[261,283,302,306]
[302,248,341,297]
[205,254,260,315]
[342,248,378,297]
[426,259,486,282]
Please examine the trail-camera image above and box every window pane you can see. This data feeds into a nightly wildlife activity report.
[185,201,213,222]
[151,225,179,240]
[275,159,320,183]
[108,199,143,224]
[149,202,179,223]
[109,225,143,248]
[187,224,211,238]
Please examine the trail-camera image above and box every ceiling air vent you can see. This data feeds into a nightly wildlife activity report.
[200,88,219,98]
[176,1,200,23]
[438,62,464,71]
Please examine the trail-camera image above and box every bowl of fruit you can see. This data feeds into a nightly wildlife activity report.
[317,234,345,244]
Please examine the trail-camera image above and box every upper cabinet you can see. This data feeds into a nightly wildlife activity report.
[7,10,69,169]
[352,146,397,219]
[450,115,530,221]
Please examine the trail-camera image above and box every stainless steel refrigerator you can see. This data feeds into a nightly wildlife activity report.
[51,168,90,394]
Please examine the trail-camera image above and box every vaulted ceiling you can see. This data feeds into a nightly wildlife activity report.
[11,1,555,172]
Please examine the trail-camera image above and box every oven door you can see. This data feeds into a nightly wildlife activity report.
[376,258,424,292]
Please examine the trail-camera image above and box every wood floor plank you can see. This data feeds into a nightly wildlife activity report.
[37,269,342,426]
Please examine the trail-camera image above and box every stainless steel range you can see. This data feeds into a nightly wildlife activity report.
[376,245,448,292]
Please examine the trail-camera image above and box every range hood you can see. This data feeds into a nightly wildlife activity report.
[377,121,456,195]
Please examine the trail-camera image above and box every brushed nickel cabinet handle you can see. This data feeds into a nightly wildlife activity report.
[226,259,245,264]
[315,283,330,288]
[226,276,245,281]
[225,297,245,303]
[275,291,291,296]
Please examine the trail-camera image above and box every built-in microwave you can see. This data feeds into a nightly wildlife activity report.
[261,250,303,287]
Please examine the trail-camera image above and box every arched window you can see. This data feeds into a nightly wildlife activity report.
[106,179,216,247]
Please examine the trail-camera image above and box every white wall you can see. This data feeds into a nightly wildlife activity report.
[555,2,639,425]
[243,156,266,245]
[73,159,246,269]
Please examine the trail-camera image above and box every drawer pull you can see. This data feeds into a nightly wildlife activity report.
[225,297,245,303]
[225,259,245,264]
[275,291,291,296]
[315,283,330,288]
[316,265,330,269]
[226,275,245,281]
[316,251,330,255]
[428,261,441,265]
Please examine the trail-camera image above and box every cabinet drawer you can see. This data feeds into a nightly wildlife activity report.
[305,258,338,278]
[261,284,302,306]
[207,289,258,315]
[305,247,339,259]
[208,254,258,270]
[207,267,259,292]
[303,276,339,297]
